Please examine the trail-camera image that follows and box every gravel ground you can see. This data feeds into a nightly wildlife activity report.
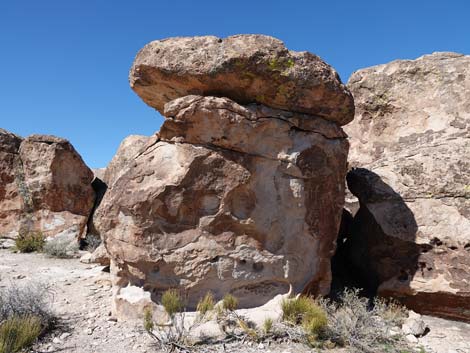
[0,248,469,353]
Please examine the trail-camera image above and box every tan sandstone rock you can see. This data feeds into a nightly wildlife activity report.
[103,135,149,188]
[129,34,354,125]
[97,35,352,316]
[345,52,470,321]
[0,131,95,239]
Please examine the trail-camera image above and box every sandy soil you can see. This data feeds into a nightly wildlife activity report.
[1,248,469,353]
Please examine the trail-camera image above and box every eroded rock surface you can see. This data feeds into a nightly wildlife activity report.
[0,131,95,239]
[345,52,470,320]
[103,135,149,188]
[98,35,352,314]
[0,129,24,238]
[129,34,354,125]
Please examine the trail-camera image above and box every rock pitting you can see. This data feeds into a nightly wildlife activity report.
[96,34,352,314]
[345,52,470,321]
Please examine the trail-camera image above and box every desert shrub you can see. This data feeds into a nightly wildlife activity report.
[82,234,101,252]
[0,282,54,353]
[196,292,214,317]
[373,297,408,326]
[15,232,44,253]
[43,236,79,258]
[222,293,238,311]
[0,315,42,353]
[0,282,54,327]
[145,290,214,352]
[321,289,409,353]
[161,289,183,317]
[281,296,327,344]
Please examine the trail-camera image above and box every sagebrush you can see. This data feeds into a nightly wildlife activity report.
[0,282,55,352]
[43,236,79,258]
[320,289,408,353]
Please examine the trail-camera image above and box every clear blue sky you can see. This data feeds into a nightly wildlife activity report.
[1,0,469,168]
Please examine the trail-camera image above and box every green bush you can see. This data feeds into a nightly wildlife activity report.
[0,315,42,353]
[161,289,183,317]
[196,292,214,316]
[15,232,45,253]
[222,293,238,311]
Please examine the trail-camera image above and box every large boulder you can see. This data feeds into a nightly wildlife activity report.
[98,35,352,314]
[345,52,470,320]
[0,131,95,239]
[103,135,149,188]
[129,34,354,126]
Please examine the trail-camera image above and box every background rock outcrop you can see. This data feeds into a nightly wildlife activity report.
[344,52,470,320]
[0,130,95,239]
[97,35,352,313]
[0,129,24,239]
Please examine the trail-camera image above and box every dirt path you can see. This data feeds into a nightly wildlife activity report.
[1,249,469,353]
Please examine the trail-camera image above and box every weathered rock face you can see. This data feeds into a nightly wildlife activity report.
[345,52,470,320]
[98,35,352,313]
[0,131,95,239]
[88,135,149,239]
[103,135,149,188]
[0,129,24,239]
[129,34,354,126]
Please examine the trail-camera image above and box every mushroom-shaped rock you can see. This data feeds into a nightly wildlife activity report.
[129,35,354,125]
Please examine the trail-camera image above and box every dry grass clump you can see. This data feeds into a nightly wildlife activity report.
[281,295,327,344]
[262,317,273,334]
[0,315,42,353]
[0,282,54,352]
[196,292,214,317]
[15,231,45,253]
[222,293,238,311]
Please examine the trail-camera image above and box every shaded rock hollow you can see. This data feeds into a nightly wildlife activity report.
[96,34,353,312]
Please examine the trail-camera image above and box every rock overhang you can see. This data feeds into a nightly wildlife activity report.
[129,34,355,126]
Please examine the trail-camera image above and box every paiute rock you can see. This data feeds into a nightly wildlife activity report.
[0,131,95,239]
[345,52,470,321]
[97,95,349,312]
[103,134,149,188]
[129,34,354,125]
